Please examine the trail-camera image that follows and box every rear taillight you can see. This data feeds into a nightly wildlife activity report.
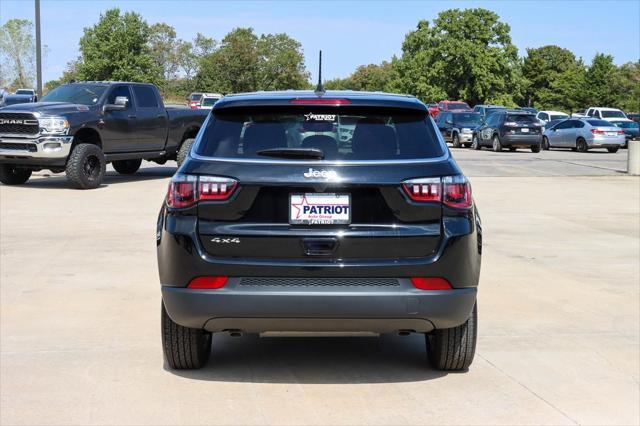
[617,130,625,135]
[410,277,452,290]
[167,174,237,208]
[402,178,441,202]
[591,128,604,134]
[402,176,472,209]
[442,175,472,209]
[187,276,228,289]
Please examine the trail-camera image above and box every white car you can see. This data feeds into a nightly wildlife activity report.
[585,107,630,121]
[536,110,569,125]
[199,93,223,110]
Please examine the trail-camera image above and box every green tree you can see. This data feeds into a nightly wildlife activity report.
[148,22,181,80]
[522,45,586,111]
[389,9,520,104]
[76,8,162,84]
[614,62,640,112]
[0,19,35,88]
[584,53,619,107]
[256,33,309,90]
[44,59,79,93]
[196,27,309,93]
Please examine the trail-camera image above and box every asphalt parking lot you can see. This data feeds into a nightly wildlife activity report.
[1,148,639,425]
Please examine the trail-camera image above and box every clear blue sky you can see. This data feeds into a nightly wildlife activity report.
[1,0,639,83]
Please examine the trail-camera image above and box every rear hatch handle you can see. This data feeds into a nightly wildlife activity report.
[301,237,339,256]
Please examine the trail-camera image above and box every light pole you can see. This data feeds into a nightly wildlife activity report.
[35,0,42,98]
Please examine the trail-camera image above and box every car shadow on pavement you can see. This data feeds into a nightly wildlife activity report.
[10,166,177,189]
[167,333,452,384]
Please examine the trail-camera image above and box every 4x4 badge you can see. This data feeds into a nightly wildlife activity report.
[211,237,240,244]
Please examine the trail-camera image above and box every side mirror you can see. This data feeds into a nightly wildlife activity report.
[103,96,128,112]
[445,119,453,125]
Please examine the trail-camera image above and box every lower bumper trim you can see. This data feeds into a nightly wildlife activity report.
[161,285,477,332]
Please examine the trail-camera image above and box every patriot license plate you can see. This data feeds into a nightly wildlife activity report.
[289,193,351,225]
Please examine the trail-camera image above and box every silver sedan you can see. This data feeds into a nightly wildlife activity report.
[542,118,626,153]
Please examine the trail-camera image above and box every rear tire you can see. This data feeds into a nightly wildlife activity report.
[65,143,106,189]
[531,144,541,153]
[0,165,31,185]
[577,138,588,153]
[607,147,619,153]
[492,135,502,152]
[542,136,550,150]
[509,146,516,152]
[452,133,462,148]
[112,159,142,175]
[426,303,477,371]
[471,135,481,150]
[161,302,211,369]
[177,138,195,167]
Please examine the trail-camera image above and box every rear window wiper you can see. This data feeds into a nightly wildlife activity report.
[256,148,325,160]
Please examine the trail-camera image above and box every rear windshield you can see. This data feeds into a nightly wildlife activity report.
[16,90,33,95]
[196,107,444,161]
[190,93,203,101]
[452,112,481,125]
[202,97,219,106]
[448,102,470,110]
[586,119,612,126]
[550,114,568,120]
[506,114,537,123]
[601,110,626,119]
[486,107,506,116]
[613,121,638,129]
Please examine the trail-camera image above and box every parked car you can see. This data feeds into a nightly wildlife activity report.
[187,92,203,109]
[586,107,628,120]
[435,111,483,148]
[199,93,223,110]
[536,110,569,125]
[157,90,481,371]
[3,88,37,106]
[472,104,506,120]
[609,119,640,147]
[471,110,542,152]
[542,118,625,152]
[0,81,208,188]
[426,103,439,118]
[434,100,471,117]
[627,113,639,122]
[516,107,538,114]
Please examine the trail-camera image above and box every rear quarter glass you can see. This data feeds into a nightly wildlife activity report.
[194,107,445,161]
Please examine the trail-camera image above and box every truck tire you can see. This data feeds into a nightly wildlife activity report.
[452,133,462,148]
[607,147,619,153]
[162,302,211,369]
[112,159,142,175]
[0,165,31,185]
[492,135,502,152]
[426,303,477,371]
[65,143,106,189]
[471,135,481,150]
[177,138,195,167]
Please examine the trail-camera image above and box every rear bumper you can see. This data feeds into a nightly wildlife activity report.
[162,282,477,332]
[587,135,626,147]
[499,133,542,147]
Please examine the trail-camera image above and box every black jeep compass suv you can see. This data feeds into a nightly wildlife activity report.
[157,91,482,370]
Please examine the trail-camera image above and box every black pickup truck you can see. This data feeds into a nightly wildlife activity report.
[0,82,208,188]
